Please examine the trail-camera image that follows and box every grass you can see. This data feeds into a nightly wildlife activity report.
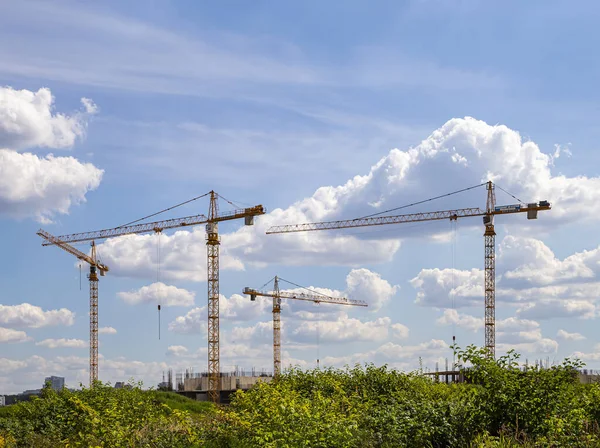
[151,390,215,415]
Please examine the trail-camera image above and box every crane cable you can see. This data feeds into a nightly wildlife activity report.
[316,303,320,370]
[117,192,212,228]
[157,232,162,340]
[358,182,487,219]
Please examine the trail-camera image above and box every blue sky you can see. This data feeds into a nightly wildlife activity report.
[1,0,600,393]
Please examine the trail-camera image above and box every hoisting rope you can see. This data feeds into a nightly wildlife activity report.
[157,232,162,340]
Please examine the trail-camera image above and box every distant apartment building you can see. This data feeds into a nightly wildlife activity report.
[44,376,65,391]
[0,396,5,406]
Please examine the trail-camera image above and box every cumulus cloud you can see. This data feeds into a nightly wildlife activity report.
[557,329,586,341]
[412,235,600,322]
[0,358,28,373]
[0,353,174,394]
[436,309,483,332]
[516,300,596,320]
[276,268,397,314]
[345,268,399,311]
[0,303,75,328]
[166,345,189,357]
[0,150,103,222]
[221,293,270,322]
[36,338,86,349]
[225,116,599,266]
[411,268,483,309]
[99,327,117,334]
[292,314,391,343]
[500,235,600,288]
[86,117,600,273]
[0,327,31,343]
[0,86,102,222]
[321,339,449,369]
[97,229,243,282]
[168,307,207,334]
[231,321,273,344]
[117,282,195,307]
[0,87,97,150]
[391,323,409,339]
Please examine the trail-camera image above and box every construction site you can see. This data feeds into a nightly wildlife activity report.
[36,182,552,403]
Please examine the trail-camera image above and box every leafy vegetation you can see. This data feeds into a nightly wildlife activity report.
[1,346,600,446]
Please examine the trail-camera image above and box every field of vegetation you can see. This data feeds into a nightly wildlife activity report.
[1,345,599,447]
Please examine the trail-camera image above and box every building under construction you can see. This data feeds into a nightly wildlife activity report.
[163,367,273,403]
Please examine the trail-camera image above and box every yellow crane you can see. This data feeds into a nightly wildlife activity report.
[266,181,551,358]
[37,230,109,386]
[243,276,368,376]
[39,191,265,402]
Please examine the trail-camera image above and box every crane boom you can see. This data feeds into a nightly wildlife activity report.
[266,203,549,234]
[41,205,264,246]
[243,287,367,306]
[37,230,108,273]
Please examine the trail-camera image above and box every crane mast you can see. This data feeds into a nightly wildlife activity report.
[206,191,220,403]
[243,276,368,376]
[266,182,550,359]
[37,230,108,386]
[484,181,496,358]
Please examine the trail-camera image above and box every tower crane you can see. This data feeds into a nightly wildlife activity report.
[243,276,368,376]
[38,191,265,403]
[266,181,551,359]
[37,230,109,386]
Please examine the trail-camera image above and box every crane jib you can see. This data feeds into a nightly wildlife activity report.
[265,203,551,234]
[40,204,266,246]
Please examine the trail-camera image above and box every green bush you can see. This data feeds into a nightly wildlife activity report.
[0,381,211,447]
[1,346,599,447]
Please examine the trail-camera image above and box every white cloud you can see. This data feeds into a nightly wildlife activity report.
[0,86,103,222]
[0,358,28,373]
[292,314,391,343]
[0,303,75,328]
[221,293,270,322]
[36,338,86,349]
[230,321,273,344]
[320,339,449,369]
[117,282,195,307]
[225,116,600,267]
[166,345,189,357]
[97,116,600,272]
[0,150,103,222]
[500,235,600,288]
[391,323,410,339]
[436,309,483,332]
[557,329,586,341]
[168,307,207,335]
[497,339,559,355]
[345,268,399,311]
[0,87,97,150]
[496,317,540,332]
[0,327,30,343]
[411,268,483,309]
[99,327,117,335]
[97,229,243,282]
[412,235,600,323]
[517,300,596,320]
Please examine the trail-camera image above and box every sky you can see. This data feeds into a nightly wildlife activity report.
[1,0,600,394]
